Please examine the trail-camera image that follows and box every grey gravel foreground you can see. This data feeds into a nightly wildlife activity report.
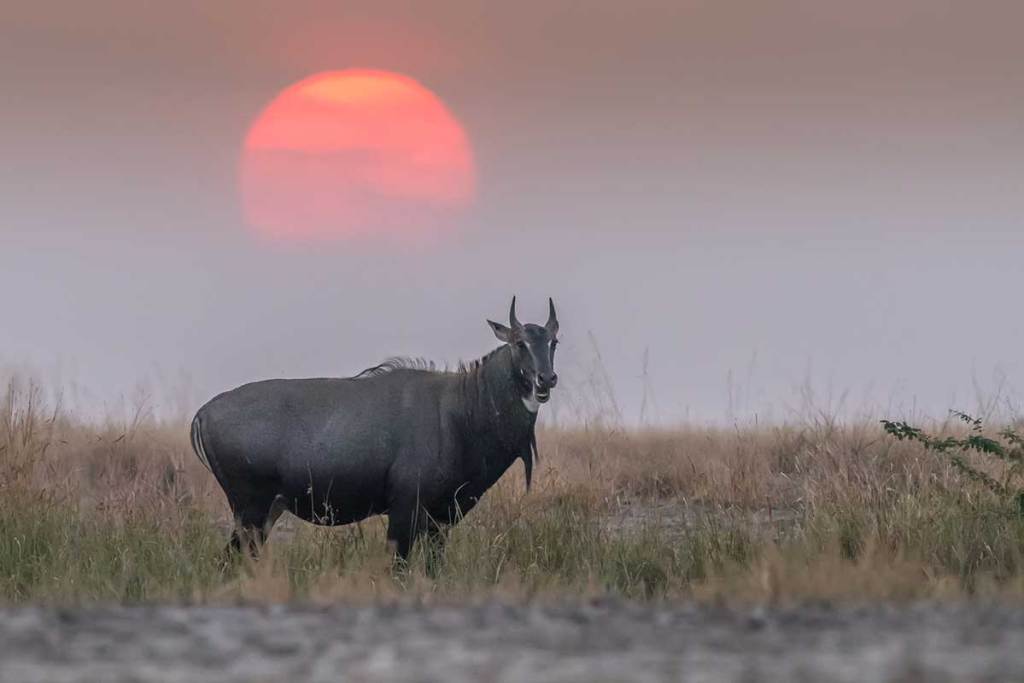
[1,601,1022,683]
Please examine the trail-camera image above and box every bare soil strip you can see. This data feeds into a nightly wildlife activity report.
[2,601,1023,683]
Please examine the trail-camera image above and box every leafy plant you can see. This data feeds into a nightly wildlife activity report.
[881,411,1024,515]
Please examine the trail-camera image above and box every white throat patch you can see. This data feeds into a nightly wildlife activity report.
[522,388,541,413]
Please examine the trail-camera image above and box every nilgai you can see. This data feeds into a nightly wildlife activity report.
[190,297,560,560]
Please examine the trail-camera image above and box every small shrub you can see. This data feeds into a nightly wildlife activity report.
[882,411,1024,516]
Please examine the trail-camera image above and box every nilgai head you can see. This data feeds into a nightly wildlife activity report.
[488,297,560,407]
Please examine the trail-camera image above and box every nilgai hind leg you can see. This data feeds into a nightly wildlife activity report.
[225,492,287,560]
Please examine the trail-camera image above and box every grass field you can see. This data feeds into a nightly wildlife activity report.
[4,375,1024,605]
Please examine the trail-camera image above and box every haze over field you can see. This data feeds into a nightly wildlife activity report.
[2,1,1023,422]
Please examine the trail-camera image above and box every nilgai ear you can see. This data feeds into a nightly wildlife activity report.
[487,319,512,343]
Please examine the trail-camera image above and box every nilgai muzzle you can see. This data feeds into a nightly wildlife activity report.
[190,297,560,560]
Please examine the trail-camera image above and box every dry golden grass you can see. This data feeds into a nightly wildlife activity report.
[3,374,1024,605]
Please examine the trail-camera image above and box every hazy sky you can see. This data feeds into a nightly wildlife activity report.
[3,1,1023,423]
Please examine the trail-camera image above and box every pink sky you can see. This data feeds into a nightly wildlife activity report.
[2,1,1023,422]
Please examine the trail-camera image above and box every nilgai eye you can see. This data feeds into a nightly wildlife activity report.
[517,342,527,349]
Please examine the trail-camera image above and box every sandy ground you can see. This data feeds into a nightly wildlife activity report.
[2,601,1022,683]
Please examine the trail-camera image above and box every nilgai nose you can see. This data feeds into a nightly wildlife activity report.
[190,297,561,560]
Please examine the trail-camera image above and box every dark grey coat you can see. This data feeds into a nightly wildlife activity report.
[191,345,537,557]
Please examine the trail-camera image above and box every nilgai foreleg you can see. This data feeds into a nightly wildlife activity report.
[386,504,430,564]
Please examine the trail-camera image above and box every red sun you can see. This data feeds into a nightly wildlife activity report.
[240,69,475,242]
